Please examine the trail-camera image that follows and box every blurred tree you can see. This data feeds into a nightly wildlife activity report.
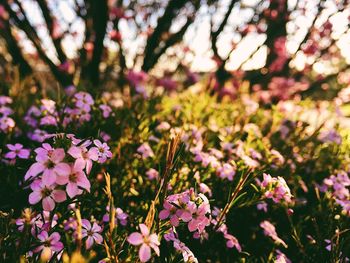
[0,0,348,98]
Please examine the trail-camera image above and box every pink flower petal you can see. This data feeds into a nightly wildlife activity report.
[25,162,45,180]
[86,236,94,249]
[55,163,71,176]
[66,183,79,198]
[76,174,91,191]
[93,233,103,244]
[127,232,143,246]
[139,224,149,236]
[42,169,57,186]
[42,197,55,211]
[5,151,16,159]
[51,149,65,162]
[55,174,69,185]
[52,190,66,203]
[18,149,30,159]
[159,210,169,220]
[139,244,151,262]
[68,146,82,158]
[29,191,41,205]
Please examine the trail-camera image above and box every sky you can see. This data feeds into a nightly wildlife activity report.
[15,0,350,73]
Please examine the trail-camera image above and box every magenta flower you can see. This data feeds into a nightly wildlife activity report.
[93,139,112,163]
[29,180,66,211]
[81,219,103,249]
[25,144,70,185]
[56,160,91,198]
[68,145,98,174]
[34,231,64,259]
[127,224,160,262]
[5,144,30,159]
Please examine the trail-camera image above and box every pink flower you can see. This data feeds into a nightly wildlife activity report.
[25,144,70,185]
[68,145,98,174]
[146,168,159,180]
[102,207,128,226]
[56,160,91,198]
[186,198,211,233]
[0,116,15,132]
[224,234,242,251]
[93,140,112,163]
[34,231,64,259]
[137,143,154,159]
[156,122,171,131]
[260,220,287,248]
[5,143,30,159]
[29,180,66,211]
[81,219,103,249]
[99,104,112,118]
[74,92,94,111]
[159,200,180,227]
[216,163,236,181]
[127,224,160,262]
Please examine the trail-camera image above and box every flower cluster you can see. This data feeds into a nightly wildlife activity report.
[0,95,15,133]
[159,189,211,237]
[164,228,198,263]
[321,171,350,216]
[25,136,112,211]
[258,173,292,204]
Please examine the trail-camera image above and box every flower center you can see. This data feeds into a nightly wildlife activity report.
[69,172,78,183]
[143,236,150,245]
[41,187,52,197]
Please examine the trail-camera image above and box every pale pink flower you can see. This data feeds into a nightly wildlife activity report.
[25,145,70,185]
[146,168,159,180]
[68,145,98,174]
[0,116,15,132]
[224,234,242,251]
[187,199,211,233]
[5,143,30,159]
[216,163,236,181]
[29,180,66,211]
[159,200,180,227]
[81,219,103,249]
[260,220,287,248]
[56,160,91,198]
[0,95,12,105]
[137,143,154,159]
[34,231,64,259]
[99,104,112,118]
[127,224,160,262]
[93,139,112,163]
[74,92,94,111]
